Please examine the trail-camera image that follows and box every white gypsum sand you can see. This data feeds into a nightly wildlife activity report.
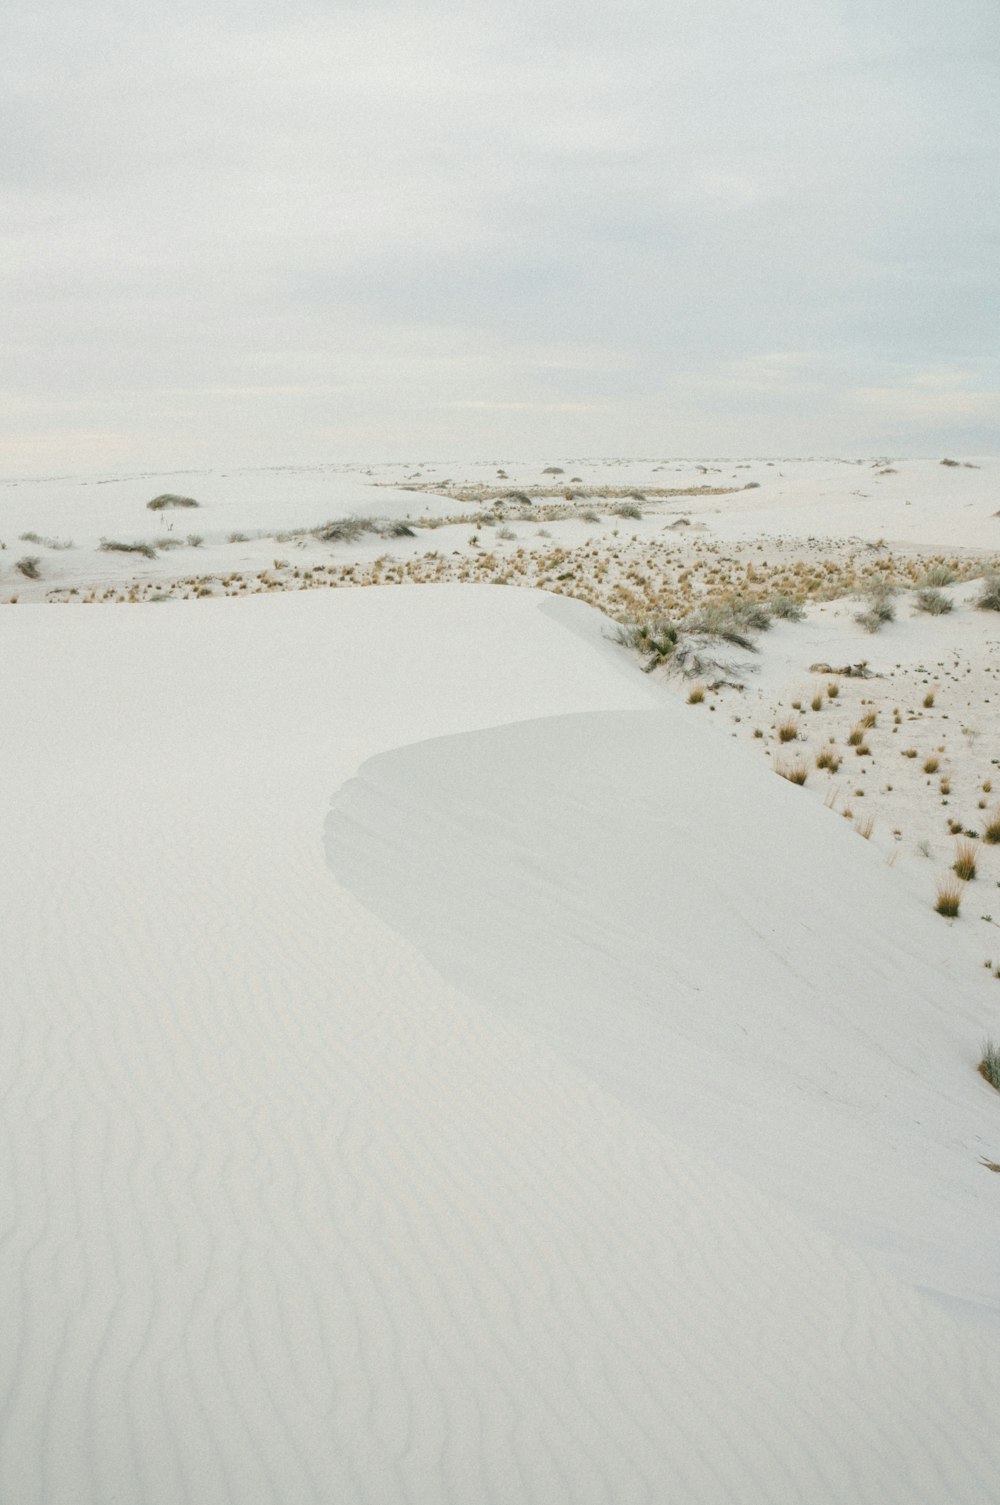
[3,459,1000,1503]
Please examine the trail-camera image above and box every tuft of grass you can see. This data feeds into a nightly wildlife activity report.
[954,838,979,881]
[916,587,953,615]
[975,574,1000,611]
[776,758,809,785]
[613,502,642,519]
[826,681,839,699]
[187,534,204,547]
[614,618,679,670]
[854,815,875,839]
[979,1039,1000,1091]
[15,555,41,578]
[777,715,799,743]
[924,756,940,774]
[982,808,1000,844]
[923,690,935,708]
[810,692,823,712]
[847,724,866,747]
[935,879,963,917]
[816,748,842,772]
[147,494,198,510]
[687,685,705,704]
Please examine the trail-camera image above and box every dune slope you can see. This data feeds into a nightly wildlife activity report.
[2,585,999,1503]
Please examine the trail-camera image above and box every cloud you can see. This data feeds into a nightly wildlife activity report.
[2,0,998,466]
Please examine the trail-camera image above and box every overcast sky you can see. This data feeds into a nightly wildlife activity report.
[3,0,998,470]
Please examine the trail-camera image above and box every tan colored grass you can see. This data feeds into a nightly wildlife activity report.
[954,838,978,881]
[934,879,963,917]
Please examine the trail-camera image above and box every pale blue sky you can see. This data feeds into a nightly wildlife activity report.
[3,0,998,469]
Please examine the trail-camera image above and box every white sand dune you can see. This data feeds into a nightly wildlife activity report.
[3,583,1000,1502]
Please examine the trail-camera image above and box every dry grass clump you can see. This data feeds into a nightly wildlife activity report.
[934,879,963,917]
[982,808,1000,844]
[953,838,978,881]
[815,748,842,772]
[15,556,41,578]
[923,691,935,708]
[980,1040,1000,1091]
[923,756,940,775]
[687,684,706,704]
[826,681,839,699]
[916,587,953,615]
[854,815,875,839]
[147,494,199,510]
[776,716,799,743]
[776,758,809,785]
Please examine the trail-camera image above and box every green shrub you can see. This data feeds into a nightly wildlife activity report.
[916,587,953,615]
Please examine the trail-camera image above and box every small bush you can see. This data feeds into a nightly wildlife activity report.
[982,808,1000,844]
[382,521,416,538]
[954,838,978,881]
[935,879,963,917]
[148,494,198,512]
[777,716,799,743]
[769,594,805,620]
[855,581,895,633]
[816,749,842,772]
[810,692,823,712]
[924,756,940,774]
[19,532,73,550]
[980,1040,1000,1091]
[187,534,204,547]
[916,587,953,615]
[919,564,956,587]
[975,574,1000,612]
[826,681,839,699]
[847,724,866,747]
[613,502,642,519]
[100,539,157,558]
[923,691,935,708]
[314,516,372,543]
[580,509,600,523]
[15,555,41,578]
[685,597,769,649]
